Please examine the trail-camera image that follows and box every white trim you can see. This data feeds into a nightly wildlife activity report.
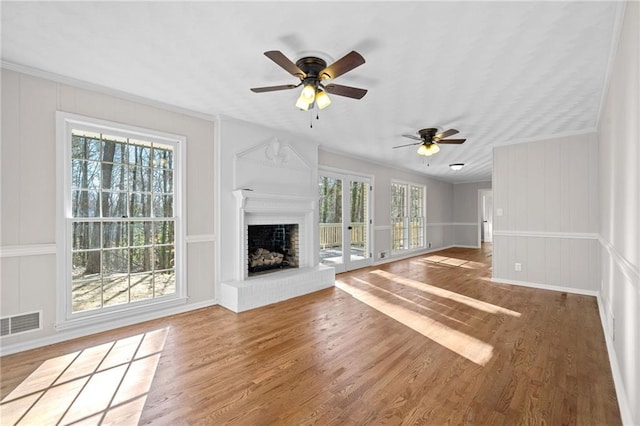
[186,234,216,244]
[375,245,457,266]
[454,244,480,249]
[1,61,216,122]
[595,1,628,129]
[596,295,634,426]
[0,244,56,258]
[55,297,188,331]
[214,115,222,301]
[0,299,218,357]
[374,225,391,231]
[491,278,599,297]
[491,128,598,148]
[493,230,599,240]
[599,236,639,283]
[55,111,188,328]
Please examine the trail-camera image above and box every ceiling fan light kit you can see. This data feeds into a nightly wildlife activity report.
[251,50,367,112]
[417,143,440,156]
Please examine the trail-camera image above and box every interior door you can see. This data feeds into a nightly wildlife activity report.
[480,189,493,243]
[319,172,372,273]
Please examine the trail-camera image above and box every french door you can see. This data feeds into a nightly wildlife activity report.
[319,171,372,273]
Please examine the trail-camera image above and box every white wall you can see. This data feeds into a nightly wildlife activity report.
[492,133,600,292]
[597,2,639,424]
[0,69,216,353]
[453,181,492,247]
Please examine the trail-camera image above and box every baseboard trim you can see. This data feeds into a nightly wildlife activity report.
[374,245,458,266]
[490,278,599,297]
[0,299,218,357]
[597,295,634,426]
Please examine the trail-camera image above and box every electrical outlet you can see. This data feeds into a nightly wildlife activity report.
[428,242,432,248]
[514,262,522,272]
[379,251,388,259]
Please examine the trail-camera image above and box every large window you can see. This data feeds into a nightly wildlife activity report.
[391,181,425,252]
[57,113,185,327]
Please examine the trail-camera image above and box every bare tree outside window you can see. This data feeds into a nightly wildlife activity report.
[70,130,176,313]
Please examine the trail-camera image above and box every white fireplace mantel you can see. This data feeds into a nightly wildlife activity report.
[218,189,334,313]
[232,189,317,214]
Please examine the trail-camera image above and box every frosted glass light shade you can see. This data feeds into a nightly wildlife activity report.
[315,91,331,109]
[295,95,310,110]
[417,144,430,156]
[417,143,440,156]
[300,84,316,102]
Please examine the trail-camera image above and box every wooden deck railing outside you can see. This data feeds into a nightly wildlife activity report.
[320,223,365,248]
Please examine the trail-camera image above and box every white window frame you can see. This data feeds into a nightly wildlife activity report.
[391,180,426,253]
[55,112,187,330]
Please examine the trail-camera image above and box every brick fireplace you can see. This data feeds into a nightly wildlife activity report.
[217,131,335,312]
[247,224,299,275]
[218,188,334,312]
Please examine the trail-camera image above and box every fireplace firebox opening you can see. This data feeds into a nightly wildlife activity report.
[247,224,299,276]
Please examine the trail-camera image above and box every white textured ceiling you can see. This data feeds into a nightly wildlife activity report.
[1,1,623,183]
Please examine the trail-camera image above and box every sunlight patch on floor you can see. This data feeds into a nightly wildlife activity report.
[419,255,486,270]
[1,327,168,425]
[371,269,521,318]
[336,280,494,366]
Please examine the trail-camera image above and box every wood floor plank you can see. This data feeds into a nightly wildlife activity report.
[0,245,622,425]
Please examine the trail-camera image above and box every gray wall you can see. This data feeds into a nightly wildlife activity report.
[1,69,216,353]
[597,2,639,423]
[492,133,600,291]
[453,181,492,247]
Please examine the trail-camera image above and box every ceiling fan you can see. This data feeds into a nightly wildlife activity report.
[393,128,466,156]
[250,50,368,111]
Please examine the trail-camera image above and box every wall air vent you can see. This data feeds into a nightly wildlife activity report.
[0,311,41,337]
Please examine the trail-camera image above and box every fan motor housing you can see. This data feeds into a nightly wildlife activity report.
[296,57,328,79]
[418,128,439,139]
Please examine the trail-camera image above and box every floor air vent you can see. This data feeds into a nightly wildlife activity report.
[0,311,41,337]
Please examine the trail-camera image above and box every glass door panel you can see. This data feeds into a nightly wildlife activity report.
[347,179,370,269]
[319,172,372,272]
[319,176,343,268]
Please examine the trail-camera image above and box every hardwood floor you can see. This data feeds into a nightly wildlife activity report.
[1,246,621,425]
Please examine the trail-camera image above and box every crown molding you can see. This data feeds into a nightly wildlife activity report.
[1,61,217,122]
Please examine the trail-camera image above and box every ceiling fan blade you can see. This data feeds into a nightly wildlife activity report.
[393,141,422,149]
[434,129,459,140]
[264,51,305,78]
[250,84,299,93]
[320,51,365,81]
[324,84,367,99]
[437,138,466,144]
[401,134,422,141]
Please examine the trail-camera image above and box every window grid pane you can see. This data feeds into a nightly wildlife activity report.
[70,129,176,314]
[391,183,425,252]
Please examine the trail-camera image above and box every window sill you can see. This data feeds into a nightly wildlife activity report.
[55,296,188,332]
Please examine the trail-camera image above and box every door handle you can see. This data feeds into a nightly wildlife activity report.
[348,226,353,230]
